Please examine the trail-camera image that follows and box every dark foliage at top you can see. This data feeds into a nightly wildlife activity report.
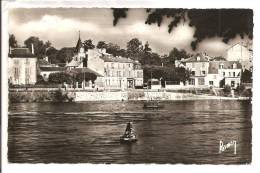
[112,9,253,50]
[112,8,128,26]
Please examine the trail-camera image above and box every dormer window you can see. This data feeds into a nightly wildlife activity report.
[233,63,237,69]
[197,56,200,61]
[219,63,224,69]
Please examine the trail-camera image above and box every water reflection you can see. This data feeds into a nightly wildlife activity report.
[8,100,251,164]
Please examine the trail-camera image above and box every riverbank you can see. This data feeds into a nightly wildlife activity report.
[9,89,251,103]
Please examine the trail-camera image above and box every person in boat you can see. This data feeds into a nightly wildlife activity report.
[124,122,135,138]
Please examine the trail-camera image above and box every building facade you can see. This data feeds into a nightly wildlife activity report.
[183,53,210,86]
[101,54,143,89]
[8,47,37,85]
[207,61,242,88]
[225,43,252,71]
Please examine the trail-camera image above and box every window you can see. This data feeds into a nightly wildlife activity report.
[198,78,205,85]
[223,72,225,76]
[14,60,19,65]
[233,72,236,77]
[209,81,214,85]
[219,63,224,69]
[25,58,30,65]
[111,63,114,69]
[201,71,206,75]
[197,56,200,61]
[189,79,195,85]
[231,81,235,87]
[14,67,19,80]
[25,67,30,84]
[191,71,195,76]
[229,72,231,76]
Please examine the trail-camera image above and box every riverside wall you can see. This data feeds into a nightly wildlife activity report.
[9,89,250,103]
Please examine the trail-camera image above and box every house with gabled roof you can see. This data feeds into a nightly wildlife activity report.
[8,46,37,85]
[225,42,252,71]
[182,53,210,86]
[206,61,242,88]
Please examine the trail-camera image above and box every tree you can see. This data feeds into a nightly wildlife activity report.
[144,41,152,53]
[126,38,143,61]
[165,48,191,66]
[24,36,50,59]
[96,41,107,49]
[83,39,95,50]
[46,47,58,64]
[76,72,97,83]
[127,38,143,55]
[241,69,252,83]
[48,72,73,84]
[56,47,74,64]
[9,34,18,48]
[106,42,120,56]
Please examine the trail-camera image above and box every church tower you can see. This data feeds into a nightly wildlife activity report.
[75,31,84,54]
[75,31,86,65]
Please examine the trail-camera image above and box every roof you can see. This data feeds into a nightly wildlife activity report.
[66,58,82,67]
[40,67,67,72]
[208,61,242,74]
[68,67,103,77]
[100,54,134,63]
[75,35,83,53]
[9,48,35,58]
[183,53,209,63]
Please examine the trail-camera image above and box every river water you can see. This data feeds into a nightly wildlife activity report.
[8,100,252,164]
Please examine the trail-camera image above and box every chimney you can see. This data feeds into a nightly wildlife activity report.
[31,43,34,54]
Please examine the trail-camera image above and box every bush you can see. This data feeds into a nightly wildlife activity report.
[76,72,97,83]
[236,84,246,94]
[36,75,47,85]
[48,72,73,84]
[223,85,231,94]
[54,89,69,102]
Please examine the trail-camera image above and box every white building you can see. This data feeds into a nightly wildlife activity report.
[182,53,210,86]
[8,47,37,85]
[225,43,252,71]
[207,61,242,88]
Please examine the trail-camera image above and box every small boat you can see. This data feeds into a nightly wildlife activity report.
[120,122,137,143]
[143,100,164,109]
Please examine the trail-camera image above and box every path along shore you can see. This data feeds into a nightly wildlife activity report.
[9,88,250,103]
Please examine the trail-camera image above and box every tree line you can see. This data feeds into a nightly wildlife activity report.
[9,34,192,66]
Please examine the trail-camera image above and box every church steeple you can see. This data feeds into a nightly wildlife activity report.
[75,30,83,53]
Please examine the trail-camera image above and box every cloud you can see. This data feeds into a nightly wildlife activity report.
[9,8,249,56]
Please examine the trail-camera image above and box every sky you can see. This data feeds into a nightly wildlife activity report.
[8,8,251,57]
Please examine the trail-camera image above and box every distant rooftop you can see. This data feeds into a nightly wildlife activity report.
[208,61,242,74]
[183,53,209,62]
[100,54,135,63]
[9,47,35,58]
